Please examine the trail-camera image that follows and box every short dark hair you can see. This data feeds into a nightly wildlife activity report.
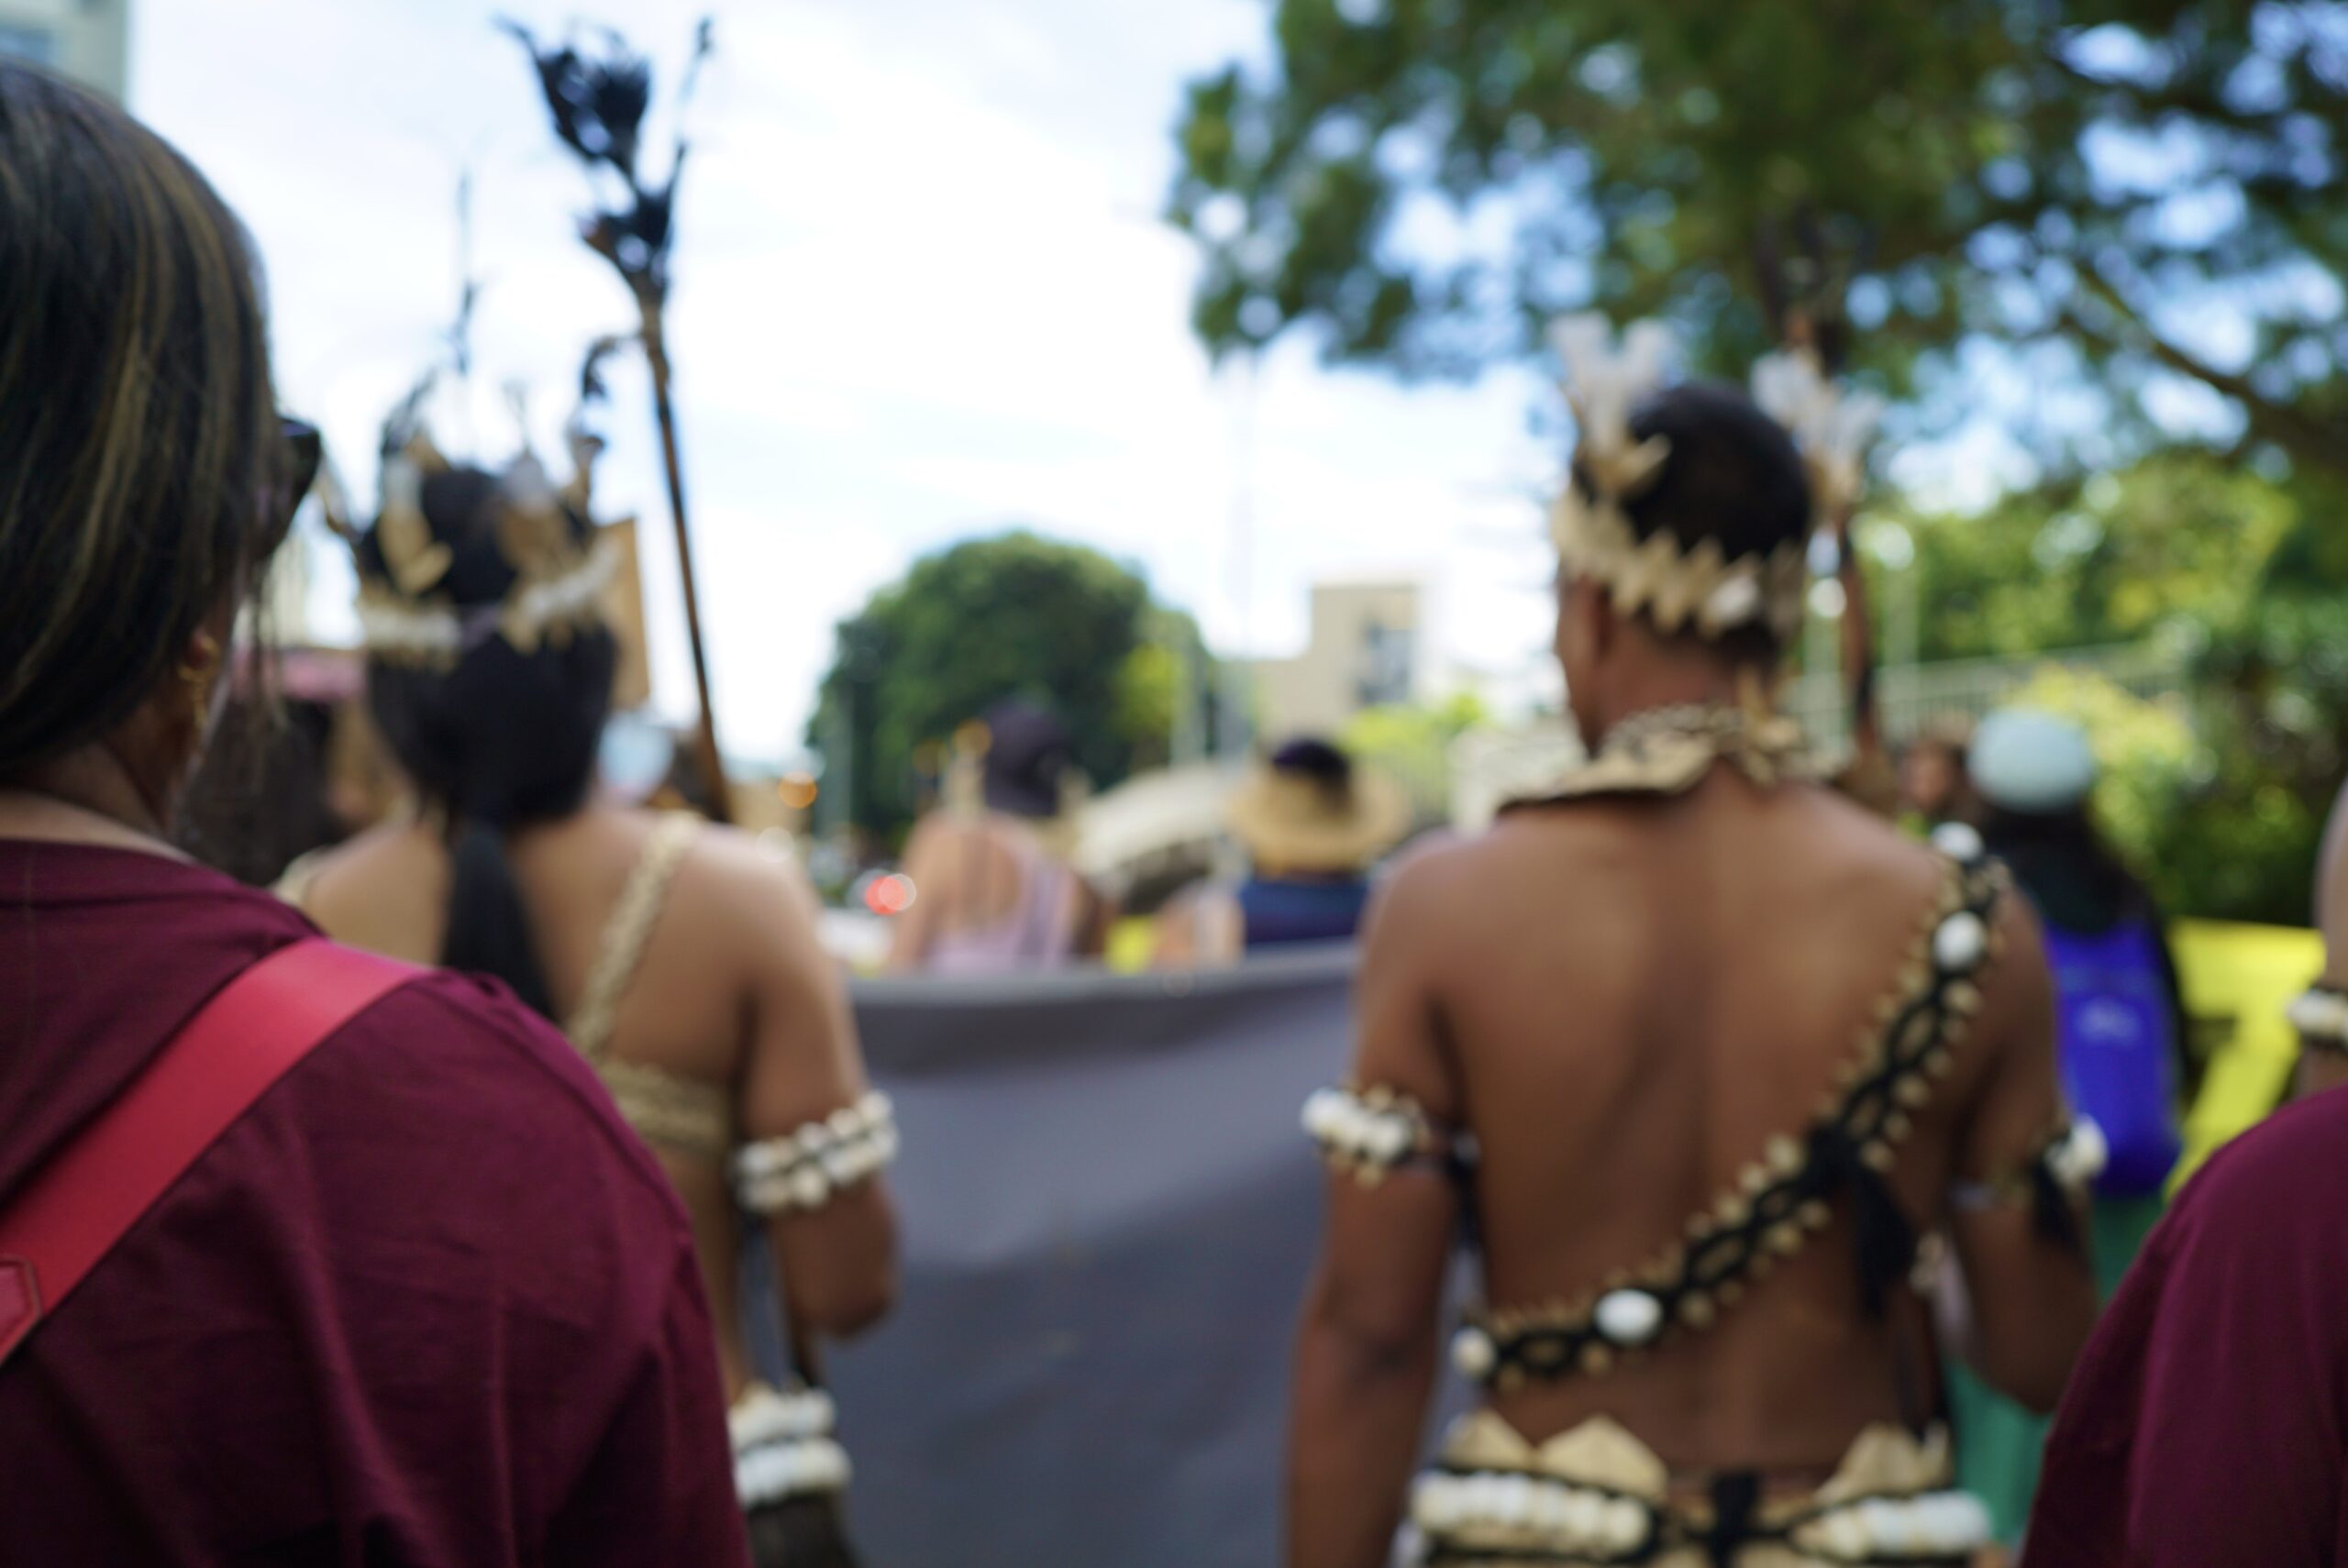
[980,699,1074,820]
[1571,380,1813,660]
[1268,736,1353,790]
[0,63,286,770]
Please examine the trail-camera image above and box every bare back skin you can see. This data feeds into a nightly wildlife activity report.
[299,805,898,1397]
[886,810,1111,972]
[1290,767,2095,1566]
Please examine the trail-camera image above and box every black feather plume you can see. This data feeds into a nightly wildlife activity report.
[502,15,713,304]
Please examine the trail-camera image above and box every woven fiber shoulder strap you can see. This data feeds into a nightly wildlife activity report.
[0,940,416,1368]
[568,813,700,1060]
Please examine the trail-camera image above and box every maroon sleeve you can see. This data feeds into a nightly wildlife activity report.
[2029,1110,2348,1567]
[543,1238,750,1567]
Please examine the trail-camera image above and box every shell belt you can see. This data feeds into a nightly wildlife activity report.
[1412,1413,1989,1567]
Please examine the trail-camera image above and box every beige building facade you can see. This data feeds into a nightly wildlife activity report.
[1251,580,1423,743]
[0,0,130,98]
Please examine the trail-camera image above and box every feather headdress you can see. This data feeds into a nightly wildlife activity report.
[345,361,620,669]
[1549,314,1809,644]
[1749,347,1884,521]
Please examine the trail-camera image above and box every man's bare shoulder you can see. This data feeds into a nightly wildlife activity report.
[1789,783,1955,893]
[1371,809,1630,934]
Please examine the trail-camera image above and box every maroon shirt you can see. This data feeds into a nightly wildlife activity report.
[2031,1088,2348,1565]
[0,842,750,1566]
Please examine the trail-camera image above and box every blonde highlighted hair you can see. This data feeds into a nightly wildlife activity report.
[0,62,286,769]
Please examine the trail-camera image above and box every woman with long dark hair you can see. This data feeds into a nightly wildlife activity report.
[285,401,897,1562]
[0,61,745,1562]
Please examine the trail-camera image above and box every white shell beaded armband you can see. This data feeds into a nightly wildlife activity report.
[734,1093,899,1216]
[2289,987,2348,1055]
[1953,1116,2108,1210]
[1302,1085,1449,1185]
[730,1383,851,1505]
[2044,1117,2110,1190]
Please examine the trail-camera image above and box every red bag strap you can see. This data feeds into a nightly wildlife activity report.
[0,939,415,1368]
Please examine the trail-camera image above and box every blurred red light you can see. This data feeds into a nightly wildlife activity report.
[864,874,916,917]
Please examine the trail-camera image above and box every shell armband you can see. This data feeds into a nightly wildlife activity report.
[1953,1117,2108,1213]
[2289,987,2348,1055]
[730,1383,851,1505]
[1302,1085,1449,1185]
[735,1093,898,1216]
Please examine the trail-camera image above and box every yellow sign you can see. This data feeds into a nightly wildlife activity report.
[2169,918,2325,1187]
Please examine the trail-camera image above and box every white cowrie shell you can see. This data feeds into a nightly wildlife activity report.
[1450,1327,1498,1379]
[1593,1288,1665,1347]
[1934,911,1988,973]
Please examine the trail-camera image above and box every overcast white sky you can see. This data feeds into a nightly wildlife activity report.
[134,0,1566,763]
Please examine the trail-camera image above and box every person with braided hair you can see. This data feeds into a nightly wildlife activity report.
[284,393,897,1565]
[1288,323,2098,1568]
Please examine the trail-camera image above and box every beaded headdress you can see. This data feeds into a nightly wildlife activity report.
[339,370,620,670]
[1549,315,1883,645]
[1549,315,1807,645]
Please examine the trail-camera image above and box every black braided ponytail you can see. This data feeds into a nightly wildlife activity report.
[362,465,616,1020]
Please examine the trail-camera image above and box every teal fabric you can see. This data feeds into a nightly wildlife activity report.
[1945,1195,2165,1544]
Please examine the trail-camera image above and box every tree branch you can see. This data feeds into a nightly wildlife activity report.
[2069,262,2345,477]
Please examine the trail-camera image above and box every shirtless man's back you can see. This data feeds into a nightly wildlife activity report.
[1373,773,2071,1463]
[1288,357,2097,1568]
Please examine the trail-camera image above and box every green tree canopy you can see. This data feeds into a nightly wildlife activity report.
[1341,692,1492,820]
[1888,450,2303,661]
[1170,2,2345,472]
[1886,456,2348,922]
[808,531,1215,842]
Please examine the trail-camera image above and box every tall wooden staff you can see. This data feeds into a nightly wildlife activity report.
[504,17,733,823]
[1756,210,1898,814]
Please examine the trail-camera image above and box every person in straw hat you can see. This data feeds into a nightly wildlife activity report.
[1155,736,1409,967]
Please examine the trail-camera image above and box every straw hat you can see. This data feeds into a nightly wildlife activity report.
[1227,738,1411,874]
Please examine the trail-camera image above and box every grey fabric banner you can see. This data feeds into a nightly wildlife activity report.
[811,949,1364,1567]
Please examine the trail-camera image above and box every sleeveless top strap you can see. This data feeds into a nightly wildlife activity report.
[568,812,701,1059]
